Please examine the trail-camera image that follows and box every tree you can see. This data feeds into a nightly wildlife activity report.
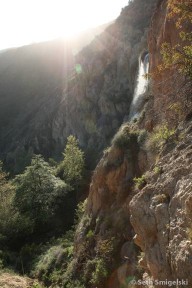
[61,135,84,187]
[0,161,16,241]
[159,0,192,79]
[14,155,69,227]
[0,162,32,246]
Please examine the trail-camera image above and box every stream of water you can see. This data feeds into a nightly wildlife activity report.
[129,53,149,120]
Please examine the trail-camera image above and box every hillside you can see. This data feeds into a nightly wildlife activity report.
[0,0,157,173]
[0,0,192,287]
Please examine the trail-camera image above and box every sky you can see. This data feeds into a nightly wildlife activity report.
[0,0,128,50]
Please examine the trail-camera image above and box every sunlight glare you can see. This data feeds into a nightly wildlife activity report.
[0,0,128,49]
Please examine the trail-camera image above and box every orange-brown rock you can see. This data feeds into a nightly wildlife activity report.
[143,0,192,129]
[130,122,192,287]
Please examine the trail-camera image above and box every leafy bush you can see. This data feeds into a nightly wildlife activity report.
[85,258,109,285]
[33,230,74,285]
[0,162,33,247]
[14,155,70,229]
[57,135,84,187]
[153,166,162,175]
[111,124,138,149]
[133,175,146,189]
[147,124,176,152]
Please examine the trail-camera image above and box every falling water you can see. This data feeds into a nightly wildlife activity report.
[129,53,149,120]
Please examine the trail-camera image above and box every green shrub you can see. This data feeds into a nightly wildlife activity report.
[112,124,138,149]
[0,162,33,247]
[137,129,148,145]
[153,166,163,175]
[33,230,74,285]
[14,155,70,229]
[147,124,176,152]
[133,175,146,189]
[58,135,85,187]
[86,230,94,239]
[90,258,109,285]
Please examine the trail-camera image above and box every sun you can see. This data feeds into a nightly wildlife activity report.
[0,0,128,50]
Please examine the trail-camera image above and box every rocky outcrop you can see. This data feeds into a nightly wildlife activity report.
[71,1,192,287]
[142,0,192,130]
[67,123,154,287]
[130,122,192,286]
[51,0,158,168]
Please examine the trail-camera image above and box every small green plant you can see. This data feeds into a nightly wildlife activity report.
[147,124,176,152]
[91,258,108,285]
[133,175,146,189]
[137,129,148,145]
[86,229,94,239]
[153,166,161,175]
[32,283,45,288]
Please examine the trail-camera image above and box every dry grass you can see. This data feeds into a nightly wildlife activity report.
[0,272,39,288]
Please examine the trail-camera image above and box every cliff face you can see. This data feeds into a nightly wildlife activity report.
[70,0,192,287]
[129,0,192,284]
[51,0,158,168]
[130,122,192,284]
[73,124,142,287]
[143,0,192,130]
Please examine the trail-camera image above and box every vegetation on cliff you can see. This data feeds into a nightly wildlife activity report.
[1,0,192,287]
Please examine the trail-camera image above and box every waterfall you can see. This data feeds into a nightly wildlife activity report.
[129,53,149,120]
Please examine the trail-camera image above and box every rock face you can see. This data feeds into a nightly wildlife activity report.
[70,0,192,287]
[143,0,192,130]
[51,0,158,169]
[73,124,141,287]
[130,123,192,286]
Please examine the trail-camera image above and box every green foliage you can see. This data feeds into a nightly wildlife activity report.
[74,199,87,225]
[147,124,176,152]
[82,238,115,286]
[0,162,33,246]
[133,175,146,189]
[159,0,192,79]
[86,229,94,239]
[31,284,45,288]
[86,258,109,285]
[112,124,138,150]
[14,155,69,227]
[159,42,192,79]
[153,166,161,175]
[33,230,74,285]
[32,200,87,286]
[137,129,148,145]
[57,135,84,187]
[167,0,192,28]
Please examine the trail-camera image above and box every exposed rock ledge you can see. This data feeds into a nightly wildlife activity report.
[130,123,192,287]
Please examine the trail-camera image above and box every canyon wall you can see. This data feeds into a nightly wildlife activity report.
[0,0,157,173]
[70,0,192,287]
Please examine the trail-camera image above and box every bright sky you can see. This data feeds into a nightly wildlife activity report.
[0,0,128,50]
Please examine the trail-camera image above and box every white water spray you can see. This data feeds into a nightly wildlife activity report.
[129,53,149,120]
